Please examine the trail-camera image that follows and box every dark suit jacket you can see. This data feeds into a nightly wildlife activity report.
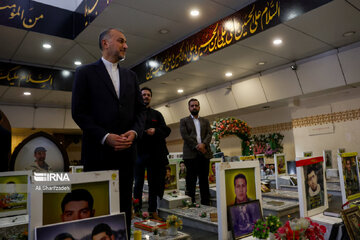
[180,115,213,160]
[72,59,146,170]
[138,107,171,166]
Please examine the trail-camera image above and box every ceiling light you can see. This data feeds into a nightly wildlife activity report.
[257,61,266,66]
[159,29,169,34]
[74,61,82,66]
[273,39,283,45]
[343,31,355,37]
[42,43,52,49]
[62,70,71,77]
[23,92,31,96]
[148,60,159,68]
[177,89,184,93]
[225,72,233,77]
[190,9,200,17]
[224,21,234,32]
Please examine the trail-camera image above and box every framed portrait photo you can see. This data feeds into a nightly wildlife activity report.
[164,162,178,193]
[256,154,265,170]
[35,213,127,240]
[228,200,262,239]
[29,170,120,240]
[337,152,360,206]
[208,158,222,187]
[323,150,332,169]
[341,206,360,240]
[0,171,32,218]
[296,156,328,217]
[274,154,286,189]
[216,161,262,240]
[10,131,69,172]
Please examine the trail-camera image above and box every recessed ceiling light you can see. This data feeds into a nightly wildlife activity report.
[190,9,200,17]
[74,61,82,66]
[177,89,184,93]
[23,92,31,96]
[225,72,233,77]
[159,28,169,34]
[273,39,283,45]
[257,61,266,66]
[148,60,159,68]
[42,43,52,49]
[62,70,71,77]
[343,31,355,37]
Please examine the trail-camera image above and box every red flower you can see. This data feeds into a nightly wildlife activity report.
[133,198,140,204]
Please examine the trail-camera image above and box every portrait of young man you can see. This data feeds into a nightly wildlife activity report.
[304,163,325,210]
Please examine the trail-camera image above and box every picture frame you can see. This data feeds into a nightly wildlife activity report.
[337,152,360,206]
[323,150,332,169]
[228,200,262,239]
[9,131,69,172]
[239,155,255,161]
[303,151,313,157]
[0,171,32,218]
[134,219,167,232]
[35,213,127,240]
[338,148,346,154]
[0,216,28,240]
[341,206,360,240]
[256,154,265,171]
[274,154,286,189]
[208,158,222,187]
[287,160,296,175]
[216,161,262,240]
[296,156,328,217]
[164,162,179,193]
[29,170,120,240]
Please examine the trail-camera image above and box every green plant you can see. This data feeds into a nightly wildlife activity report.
[266,215,282,233]
[166,215,183,229]
[253,219,270,239]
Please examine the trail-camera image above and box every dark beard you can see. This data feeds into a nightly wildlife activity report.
[190,110,199,116]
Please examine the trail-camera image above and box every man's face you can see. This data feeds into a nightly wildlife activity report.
[166,169,171,177]
[211,164,216,174]
[307,170,318,191]
[61,200,94,222]
[188,100,200,116]
[141,90,152,106]
[92,232,114,240]
[346,160,351,170]
[235,178,247,203]
[104,29,128,61]
[34,151,46,167]
[180,163,185,171]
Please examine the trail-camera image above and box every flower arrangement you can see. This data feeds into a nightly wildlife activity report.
[251,133,284,157]
[275,217,326,240]
[166,215,183,230]
[266,215,282,233]
[253,219,270,239]
[211,117,252,156]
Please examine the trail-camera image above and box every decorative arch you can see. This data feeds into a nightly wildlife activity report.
[211,117,252,156]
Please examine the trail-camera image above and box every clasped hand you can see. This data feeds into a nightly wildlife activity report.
[196,143,206,154]
[105,131,135,151]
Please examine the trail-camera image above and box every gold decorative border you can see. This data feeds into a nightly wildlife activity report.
[251,108,360,134]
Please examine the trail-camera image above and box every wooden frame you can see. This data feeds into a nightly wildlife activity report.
[274,154,286,189]
[10,131,69,172]
[35,213,127,240]
[296,156,328,217]
[29,170,120,240]
[341,206,360,240]
[228,200,262,239]
[337,152,360,206]
[216,161,262,240]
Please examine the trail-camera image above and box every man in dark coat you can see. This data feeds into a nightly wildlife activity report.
[133,87,171,220]
[71,28,146,238]
[180,98,213,205]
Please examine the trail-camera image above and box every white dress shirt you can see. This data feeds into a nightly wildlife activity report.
[191,115,201,144]
[102,57,120,98]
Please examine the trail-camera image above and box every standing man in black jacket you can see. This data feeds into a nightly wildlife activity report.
[133,87,171,220]
[180,98,213,205]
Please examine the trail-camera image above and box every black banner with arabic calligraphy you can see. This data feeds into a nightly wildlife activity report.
[0,62,74,91]
[0,0,112,39]
[132,0,332,84]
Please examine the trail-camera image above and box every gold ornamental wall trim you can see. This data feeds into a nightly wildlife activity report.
[252,108,360,134]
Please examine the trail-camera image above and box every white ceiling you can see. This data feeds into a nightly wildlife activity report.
[0,0,360,108]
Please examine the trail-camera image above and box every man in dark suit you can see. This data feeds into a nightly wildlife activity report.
[180,98,213,205]
[133,87,171,220]
[71,28,146,238]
